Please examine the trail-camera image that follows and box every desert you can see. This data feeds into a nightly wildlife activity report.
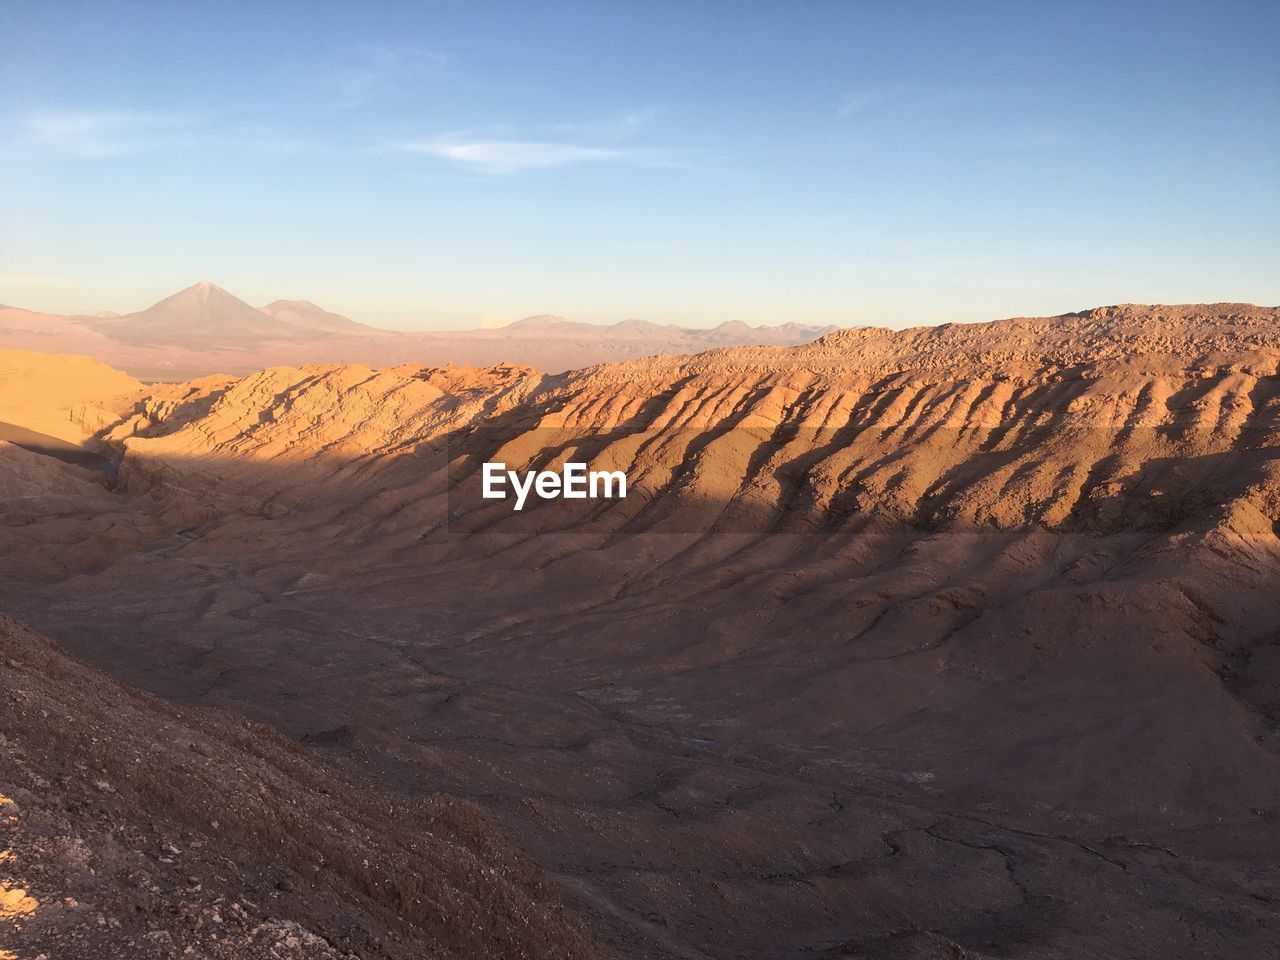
[5,2,1278,956]
[3,301,1280,958]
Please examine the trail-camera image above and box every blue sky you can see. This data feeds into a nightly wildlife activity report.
[2,0,1277,329]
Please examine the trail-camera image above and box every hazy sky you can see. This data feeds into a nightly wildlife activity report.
[2,0,1277,330]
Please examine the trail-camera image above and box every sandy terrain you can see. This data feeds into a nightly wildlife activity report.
[0,350,141,444]
[2,302,1280,958]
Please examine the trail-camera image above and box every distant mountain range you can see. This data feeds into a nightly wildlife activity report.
[0,281,838,380]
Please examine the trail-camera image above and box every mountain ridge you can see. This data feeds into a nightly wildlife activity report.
[4,301,1280,959]
[84,281,307,345]
[100,301,1280,537]
[0,281,839,379]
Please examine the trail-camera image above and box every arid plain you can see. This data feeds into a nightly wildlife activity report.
[3,298,1280,958]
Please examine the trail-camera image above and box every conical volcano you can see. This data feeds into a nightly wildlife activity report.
[89,281,307,345]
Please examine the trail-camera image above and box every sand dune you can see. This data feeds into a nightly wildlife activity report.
[3,303,1280,958]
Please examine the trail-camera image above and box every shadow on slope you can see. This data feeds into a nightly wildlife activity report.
[0,421,116,480]
[0,615,596,960]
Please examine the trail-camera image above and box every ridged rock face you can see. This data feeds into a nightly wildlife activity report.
[6,304,1280,960]
[107,303,1280,540]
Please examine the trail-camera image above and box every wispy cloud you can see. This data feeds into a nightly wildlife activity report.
[391,135,690,173]
[332,44,448,108]
[836,89,894,118]
[384,104,696,174]
[408,139,622,169]
[9,105,699,173]
[836,85,979,119]
[8,108,332,159]
[553,107,664,141]
[17,108,194,157]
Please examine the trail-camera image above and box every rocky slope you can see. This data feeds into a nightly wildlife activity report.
[3,303,1280,959]
[99,302,1280,540]
[0,350,141,444]
[0,616,596,960]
